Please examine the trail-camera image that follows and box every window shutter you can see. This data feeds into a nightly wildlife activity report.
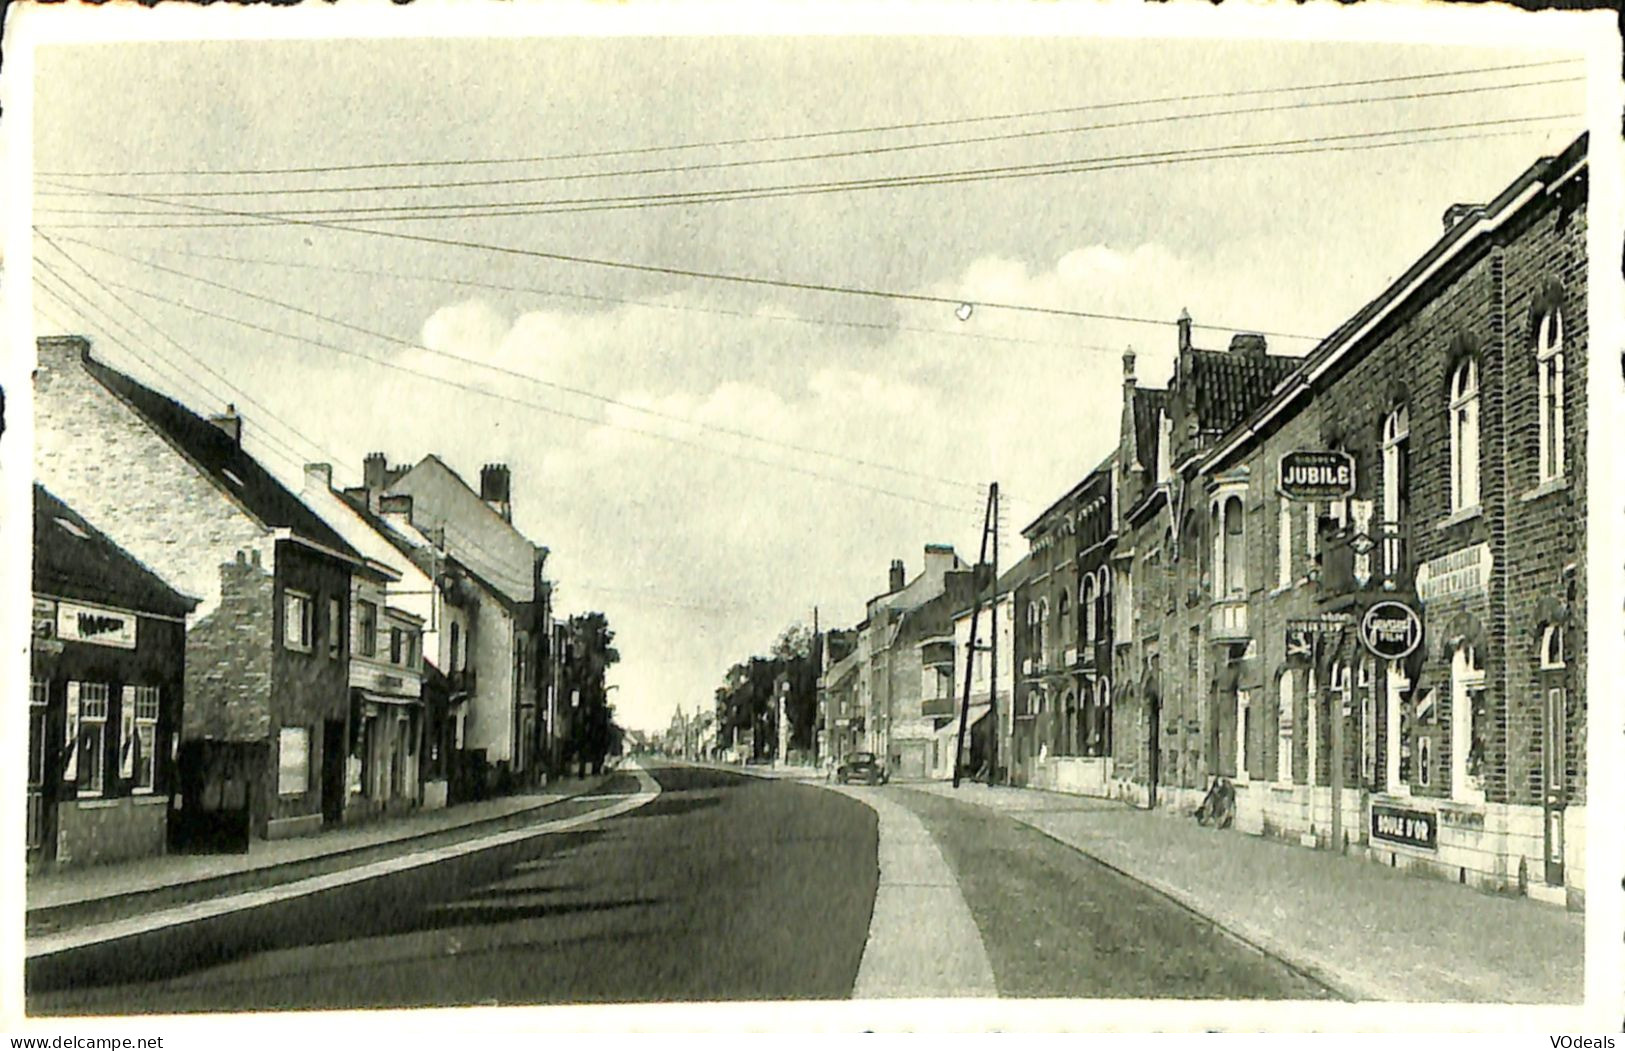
[119,685,137,779]
[64,681,80,782]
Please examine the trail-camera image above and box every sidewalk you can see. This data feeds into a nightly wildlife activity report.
[28,773,611,931]
[901,780,1583,1004]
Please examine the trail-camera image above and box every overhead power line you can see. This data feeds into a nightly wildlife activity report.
[49,235,1137,357]
[37,56,1580,178]
[54,236,997,496]
[34,180,1325,343]
[71,268,987,516]
[35,74,1581,200]
[40,115,1578,235]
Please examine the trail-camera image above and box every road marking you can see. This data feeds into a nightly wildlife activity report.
[27,763,661,960]
[825,785,998,1000]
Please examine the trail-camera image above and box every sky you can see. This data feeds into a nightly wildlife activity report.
[23,25,1593,734]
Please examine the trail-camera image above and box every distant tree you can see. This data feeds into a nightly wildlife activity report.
[563,612,620,776]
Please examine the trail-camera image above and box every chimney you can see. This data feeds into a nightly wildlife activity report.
[303,462,333,494]
[923,543,958,582]
[1228,333,1268,359]
[480,463,512,522]
[363,452,389,492]
[1177,309,1193,354]
[888,559,906,593]
[1442,203,1482,232]
[1122,345,1137,389]
[208,404,242,446]
[379,493,414,532]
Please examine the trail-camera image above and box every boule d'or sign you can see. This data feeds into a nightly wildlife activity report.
[1359,599,1423,660]
[1278,450,1356,500]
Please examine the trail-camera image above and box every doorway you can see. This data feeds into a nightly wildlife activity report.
[322,719,347,825]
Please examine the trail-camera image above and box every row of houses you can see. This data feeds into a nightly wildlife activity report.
[818,134,1589,909]
[29,334,595,868]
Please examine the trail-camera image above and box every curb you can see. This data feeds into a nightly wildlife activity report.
[27,773,616,935]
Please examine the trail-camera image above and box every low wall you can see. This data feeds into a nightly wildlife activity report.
[55,795,169,867]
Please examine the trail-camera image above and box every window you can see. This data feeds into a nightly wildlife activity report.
[450,621,462,673]
[1059,589,1074,649]
[70,682,109,795]
[1305,667,1318,786]
[390,627,403,664]
[1449,358,1481,512]
[1451,643,1486,802]
[1537,311,1566,482]
[1540,624,1566,670]
[1038,599,1050,665]
[1276,495,1292,590]
[278,726,311,796]
[1382,406,1410,578]
[284,590,314,653]
[1081,577,1096,643]
[357,600,378,658]
[1099,569,1112,636]
[1277,674,1295,783]
[327,597,342,659]
[30,680,48,791]
[121,685,160,792]
[1217,494,1246,597]
[1384,665,1409,793]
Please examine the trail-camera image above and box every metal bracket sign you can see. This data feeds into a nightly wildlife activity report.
[1359,600,1423,660]
[1285,613,1353,661]
[1279,450,1356,500]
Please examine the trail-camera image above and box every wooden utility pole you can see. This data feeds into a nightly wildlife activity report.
[954,484,997,789]
[988,483,1001,784]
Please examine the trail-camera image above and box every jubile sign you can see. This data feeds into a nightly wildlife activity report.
[1278,451,1356,500]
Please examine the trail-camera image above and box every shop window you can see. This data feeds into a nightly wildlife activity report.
[1449,357,1481,513]
[129,686,159,792]
[69,682,109,796]
[357,600,378,658]
[327,597,342,659]
[1276,673,1294,783]
[284,590,314,653]
[1537,311,1566,482]
[1450,644,1487,802]
[278,725,311,796]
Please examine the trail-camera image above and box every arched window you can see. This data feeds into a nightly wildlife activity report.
[1223,495,1246,597]
[1081,576,1097,643]
[1449,358,1481,512]
[1099,568,1112,636]
[1059,588,1074,648]
[1382,405,1410,579]
[1451,642,1487,801]
[1277,672,1295,783]
[1540,624,1566,670]
[1038,599,1050,664]
[1538,311,1566,482]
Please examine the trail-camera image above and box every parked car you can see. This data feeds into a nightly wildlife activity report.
[836,751,889,785]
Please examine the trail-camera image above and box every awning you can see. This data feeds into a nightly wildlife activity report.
[355,688,422,707]
[935,703,989,736]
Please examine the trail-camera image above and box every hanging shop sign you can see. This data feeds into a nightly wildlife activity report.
[1278,451,1356,500]
[1359,600,1422,660]
[1415,543,1492,602]
[56,600,138,650]
[1370,803,1437,850]
[1285,613,1353,661]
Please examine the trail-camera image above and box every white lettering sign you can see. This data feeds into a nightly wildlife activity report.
[1416,543,1492,602]
[56,601,138,650]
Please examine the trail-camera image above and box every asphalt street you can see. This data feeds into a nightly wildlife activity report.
[29,765,1331,1013]
[28,764,878,1013]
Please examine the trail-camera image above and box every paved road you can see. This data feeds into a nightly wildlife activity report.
[28,764,878,1013]
[29,766,1330,1013]
[887,787,1333,1001]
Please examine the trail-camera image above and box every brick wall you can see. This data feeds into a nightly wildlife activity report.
[186,551,275,742]
[33,338,275,622]
[270,540,354,823]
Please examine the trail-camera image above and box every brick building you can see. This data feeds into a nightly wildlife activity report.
[1196,134,1589,906]
[30,485,197,869]
[34,338,370,843]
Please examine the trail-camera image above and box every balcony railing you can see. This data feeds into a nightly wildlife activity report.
[1209,598,1249,642]
[921,694,957,717]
